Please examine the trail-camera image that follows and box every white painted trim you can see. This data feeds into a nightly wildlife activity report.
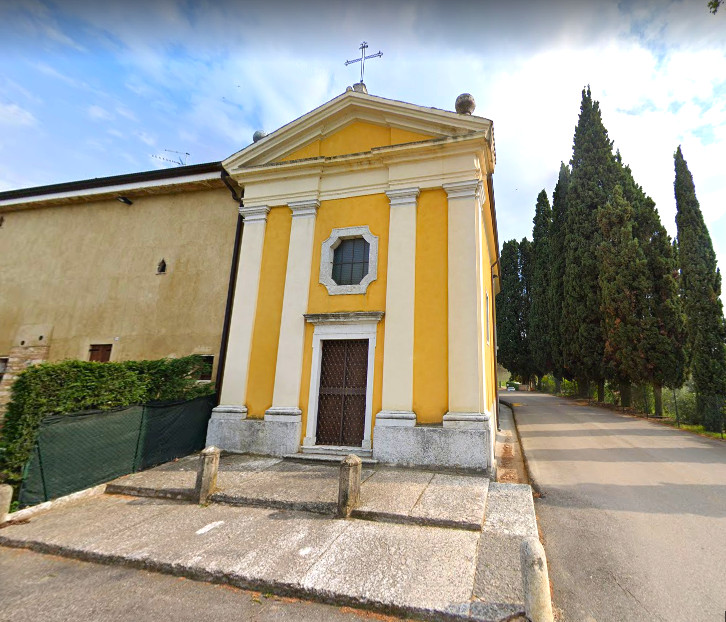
[319,225,378,295]
[239,205,270,222]
[443,179,483,200]
[304,311,384,325]
[264,407,303,422]
[288,198,320,218]
[304,321,379,451]
[385,187,420,207]
[212,405,248,418]
[0,172,223,208]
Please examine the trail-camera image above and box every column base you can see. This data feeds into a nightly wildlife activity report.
[443,411,490,429]
[374,410,417,427]
[206,404,300,456]
[265,406,303,422]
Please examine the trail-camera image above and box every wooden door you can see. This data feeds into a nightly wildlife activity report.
[316,339,368,447]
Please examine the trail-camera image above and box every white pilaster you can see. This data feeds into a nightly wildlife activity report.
[378,187,419,419]
[218,205,270,410]
[443,180,485,418]
[266,199,319,419]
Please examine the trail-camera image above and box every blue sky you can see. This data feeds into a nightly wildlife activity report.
[1,0,724,271]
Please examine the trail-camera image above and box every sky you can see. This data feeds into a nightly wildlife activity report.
[0,0,724,271]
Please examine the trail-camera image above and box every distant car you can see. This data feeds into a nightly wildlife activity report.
[506,386,516,392]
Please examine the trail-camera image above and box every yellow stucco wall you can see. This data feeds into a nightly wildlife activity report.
[245,206,291,418]
[279,121,433,162]
[0,186,237,377]
[298,194,390,437]
[413,188,449,423]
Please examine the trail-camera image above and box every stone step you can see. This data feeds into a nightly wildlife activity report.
[283,452,379,467]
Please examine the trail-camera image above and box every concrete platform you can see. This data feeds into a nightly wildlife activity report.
[0,482,535,622]
[106,454,490,531]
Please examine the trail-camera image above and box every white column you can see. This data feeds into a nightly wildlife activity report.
[442,181,488,428]
[266,199,319,422]
[216,205,270,416]
[376,187,419,428]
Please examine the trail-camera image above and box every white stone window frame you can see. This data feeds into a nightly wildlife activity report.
[319,225,378,295]
[303,312,383,451]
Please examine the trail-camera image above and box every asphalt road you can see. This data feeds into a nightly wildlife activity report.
[0,546,407,622]
[503,392,726,622]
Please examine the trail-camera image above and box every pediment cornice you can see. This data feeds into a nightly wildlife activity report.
[223,90,494,172]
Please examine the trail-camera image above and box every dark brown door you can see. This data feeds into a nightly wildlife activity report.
[316,339,368,447]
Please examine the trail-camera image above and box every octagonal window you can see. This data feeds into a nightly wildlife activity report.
[332,238,370,285]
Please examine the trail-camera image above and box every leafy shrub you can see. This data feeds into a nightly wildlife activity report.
[0,356,213,485]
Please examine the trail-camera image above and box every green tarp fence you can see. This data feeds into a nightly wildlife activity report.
[18,393,215,508]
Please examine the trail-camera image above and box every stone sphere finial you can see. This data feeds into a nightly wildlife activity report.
[455,93,476,115]
[252,130,267,143]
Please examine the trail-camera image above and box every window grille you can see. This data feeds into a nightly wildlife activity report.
[332,238,369,286]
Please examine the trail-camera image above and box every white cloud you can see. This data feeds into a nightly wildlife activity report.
[0,103,37,126]
[88,105,113,121]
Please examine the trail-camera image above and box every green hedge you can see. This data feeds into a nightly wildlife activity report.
[0,356,213,485]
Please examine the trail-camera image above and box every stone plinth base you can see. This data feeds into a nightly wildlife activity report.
[206,406,301,457]
[372,417,493,473]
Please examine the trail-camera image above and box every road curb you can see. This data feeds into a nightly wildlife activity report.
[498,399,544,499]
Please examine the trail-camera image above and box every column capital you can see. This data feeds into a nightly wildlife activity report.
[239,205,270,222]
[385,187,420,207]
[288,199,320,218]
[442,180,483,200]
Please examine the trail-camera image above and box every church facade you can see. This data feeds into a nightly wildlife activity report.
[207,88,501,472]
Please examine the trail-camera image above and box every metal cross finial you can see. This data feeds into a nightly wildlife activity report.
[345,41,382,84]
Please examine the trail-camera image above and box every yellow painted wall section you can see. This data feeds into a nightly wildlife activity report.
[245,206,292,418]
[299,194,389,440]
[279,122,434,162]
[413,188,448,423]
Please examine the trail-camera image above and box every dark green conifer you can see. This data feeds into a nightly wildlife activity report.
[549,163,571,392]
[561,87,620,400]
[598,185,651,396]
[674,146,726,431]
[530,190,553,385]
[519,237,536,386]
[497,240,524,379]
[619,159,686,414]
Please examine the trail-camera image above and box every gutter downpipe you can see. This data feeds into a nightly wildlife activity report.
[215,171,244,402]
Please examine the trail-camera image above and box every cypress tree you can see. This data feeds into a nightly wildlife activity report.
[674,146,726,431]
[620,159,686,414]
[597,185,651,397]
[519,237,536,386]
[497,239,524,379]
[530,190,554,386]
[549,163,571,392]
[561,86,620,400]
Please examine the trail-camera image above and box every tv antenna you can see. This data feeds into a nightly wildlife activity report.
[151,150,190,166]
[345,41,382,84]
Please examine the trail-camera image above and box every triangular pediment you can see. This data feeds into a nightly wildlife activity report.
[223,90,493,171]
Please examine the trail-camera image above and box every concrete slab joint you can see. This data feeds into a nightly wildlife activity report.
[195,446,220,504]
[520,536,554,622]
[337,454,362,518]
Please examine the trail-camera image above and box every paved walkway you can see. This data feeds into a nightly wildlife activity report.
[503,392,726,622]
[0,547,410,622]
[1,457,537,622]
[107,455,490,530]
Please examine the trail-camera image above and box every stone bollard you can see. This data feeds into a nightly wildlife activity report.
[520,537,554,622]
[195,446,220,504]
[337,454,362,518]
[0,484,13,523]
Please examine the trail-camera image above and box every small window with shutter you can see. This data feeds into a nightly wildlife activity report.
[89,344,112,362]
